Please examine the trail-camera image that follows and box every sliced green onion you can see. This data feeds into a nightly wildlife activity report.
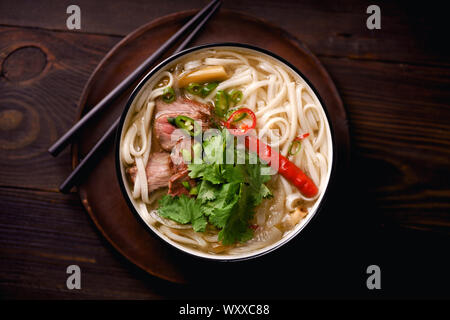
[162,87,175,103]
[200,82,218,97]
[232,110,247,123]
[225,107,235,119]
[288,140,302,156]
[214,90,229,117]
[228,89,243,104]
[186,83,202,95]
[167,117,176,125]
[174,115,201,137]
[226,107,248,123]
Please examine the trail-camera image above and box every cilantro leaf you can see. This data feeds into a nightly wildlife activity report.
[157,128,274,245]
[157,195,191,224]
[188,163,224,184]
[206,182,241,227]
[221,164,246,183]
[244,163,272,206]
[197,180,217,203]
[157,194,207,232]
[188,134,226,184]
[218,183,255,245]
[191,206,208,232]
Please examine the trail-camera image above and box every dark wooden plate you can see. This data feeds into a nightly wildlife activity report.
[72,9,350,284]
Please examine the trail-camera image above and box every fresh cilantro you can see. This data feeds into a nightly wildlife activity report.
[188,163,224,184]
[244,163,273,206]
[197,180,240,220]
[204,182,240,227]
[197,180,217,203]
[157,194,207,232]
[157,129,274,245]
[221,164,246,183]
[188,134,226,184]
[218,183,255,245]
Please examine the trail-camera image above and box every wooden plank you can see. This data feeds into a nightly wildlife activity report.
[0,0,448,298]
[0,26,119,190]
[0,0,448,65]
[320,56,450,232]
[0,187,166,299]
[1,188,449,298]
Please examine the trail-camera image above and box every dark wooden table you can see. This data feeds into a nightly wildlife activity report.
[1,0,449,299]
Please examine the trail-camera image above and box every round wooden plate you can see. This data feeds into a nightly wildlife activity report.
[73,10,350,284]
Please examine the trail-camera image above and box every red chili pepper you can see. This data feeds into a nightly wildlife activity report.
[224,108,256,136]
[245,135,319,198]
[294,133,310,141]
[288,133,310,155]
[223,109,318,197]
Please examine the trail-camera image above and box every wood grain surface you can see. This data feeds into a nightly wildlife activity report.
[0,0,449,299]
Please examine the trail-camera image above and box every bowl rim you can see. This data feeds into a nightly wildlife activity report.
[114,42,337,262]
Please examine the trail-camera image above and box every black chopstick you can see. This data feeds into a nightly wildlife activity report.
[58,1,221,193]
[48,0,220,157]
[172,1,220,55]
[59,118,120,193]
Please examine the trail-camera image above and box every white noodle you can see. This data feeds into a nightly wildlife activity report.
[184,60,202,71]
[132,175,141,199]
[135,157,149,203]
[255,85,287,117]
[204,58,241,65]
[139,202,156,225]
[121,124,137,164]
[160,225,200,246]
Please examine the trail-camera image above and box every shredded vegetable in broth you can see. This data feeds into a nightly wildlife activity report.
[120,47,332,256]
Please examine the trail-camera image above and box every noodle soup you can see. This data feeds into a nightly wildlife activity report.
[117,44,333,260]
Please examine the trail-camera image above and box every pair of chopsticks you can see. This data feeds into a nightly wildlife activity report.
[50,0,222,193]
